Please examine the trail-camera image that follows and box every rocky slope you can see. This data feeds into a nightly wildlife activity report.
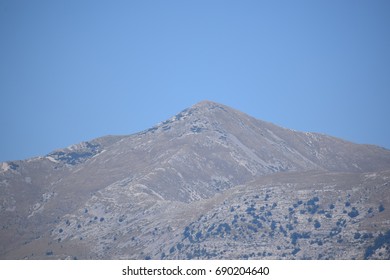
[1,101,390,259]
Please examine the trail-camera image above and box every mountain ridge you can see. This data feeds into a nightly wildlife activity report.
[1,101,390,259]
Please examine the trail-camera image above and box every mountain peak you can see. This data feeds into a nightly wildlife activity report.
[193,100,224,108]
[176,100,241,122]
[188,100,234,114]
[149,100,234,132]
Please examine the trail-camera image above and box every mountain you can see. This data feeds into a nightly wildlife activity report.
[1,100,390,259]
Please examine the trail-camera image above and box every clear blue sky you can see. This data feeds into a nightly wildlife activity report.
[1,0,390,162]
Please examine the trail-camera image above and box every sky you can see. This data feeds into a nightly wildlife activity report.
[1,0,390,162]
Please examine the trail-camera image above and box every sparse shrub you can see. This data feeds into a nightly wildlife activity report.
[290,232,310,245]
[362,233,373,239]
[348,207,359,218]
[248,225,258,232]
[354,232,361,239]
[306,197,320,214]
[314,220,321,229]
[379,204,385,212]
[308,197,319,204]
[279,225,287,236]
[329,227,342,237]
[177,243,184,251]
[246,206,256,214]
[183,226,191,238]
[292,248,301,255]
[336,218,347,227]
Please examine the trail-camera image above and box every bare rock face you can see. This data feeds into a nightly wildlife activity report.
[1,101,390,259]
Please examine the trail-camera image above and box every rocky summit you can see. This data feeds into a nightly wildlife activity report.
[1,101,390,260]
